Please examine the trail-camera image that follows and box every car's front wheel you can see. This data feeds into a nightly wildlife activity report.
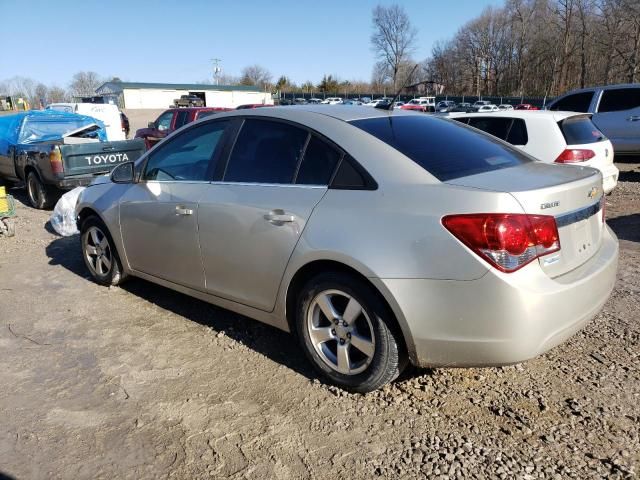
[296,272,405,393]
[80,216,126,286]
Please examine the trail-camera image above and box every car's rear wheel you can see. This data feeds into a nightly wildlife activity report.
[80,216,126,286]
[26,171,55,209]
[296,272,405,393]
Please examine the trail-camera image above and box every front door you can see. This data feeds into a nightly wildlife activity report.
[198,118,343,311]
[119,119,230,289]
[593,87,640,148]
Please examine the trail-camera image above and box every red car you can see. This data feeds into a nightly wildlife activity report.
[135,107,230,149]
[514,104,539,110]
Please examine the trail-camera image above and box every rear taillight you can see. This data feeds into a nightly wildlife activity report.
[49,146,63,175]
[555,149,595,163]
[442,213,560,273]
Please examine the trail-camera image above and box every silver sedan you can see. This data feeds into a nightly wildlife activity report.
[76,106,618,392]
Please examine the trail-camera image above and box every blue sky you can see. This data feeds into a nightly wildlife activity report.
[0,0,501,87]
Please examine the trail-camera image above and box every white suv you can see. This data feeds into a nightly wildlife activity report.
[449,110,619,193]
[321,97,343,105]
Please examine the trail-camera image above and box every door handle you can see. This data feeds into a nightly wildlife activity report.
[175,206,193,216]
[627,115,640,121]
[264,209,295,224]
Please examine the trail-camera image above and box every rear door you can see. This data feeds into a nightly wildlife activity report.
[592,86,640,151]
[119,119,230,289]
[197,118,341,311]
[548,91,595,113]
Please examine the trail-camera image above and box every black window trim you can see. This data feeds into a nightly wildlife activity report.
[138,117,232,183]
[215,115,378,190]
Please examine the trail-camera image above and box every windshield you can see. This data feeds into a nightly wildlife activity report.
[349,115,531,181]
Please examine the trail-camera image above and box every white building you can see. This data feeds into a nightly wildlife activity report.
[95,81,273,109]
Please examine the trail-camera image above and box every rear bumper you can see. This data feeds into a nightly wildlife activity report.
[379,225,618,367]
[55,175,105,190]
[600,164,619,194]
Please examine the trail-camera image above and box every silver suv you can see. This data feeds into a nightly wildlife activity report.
[547,83,640,156]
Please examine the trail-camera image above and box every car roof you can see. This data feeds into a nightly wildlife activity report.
[557,83,640,95]
[447,110,589,122]
[211,105,418,122]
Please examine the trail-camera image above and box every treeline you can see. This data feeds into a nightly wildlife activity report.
[423,0,640,97]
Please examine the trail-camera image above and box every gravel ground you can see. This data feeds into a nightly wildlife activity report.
[0,161,638,480]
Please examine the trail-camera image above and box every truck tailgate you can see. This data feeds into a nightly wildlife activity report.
[60,139,145,176]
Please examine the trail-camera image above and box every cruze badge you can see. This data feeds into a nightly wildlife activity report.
[541,201,559,210]
[588,187,598,199]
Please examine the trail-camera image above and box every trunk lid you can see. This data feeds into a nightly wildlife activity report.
[446,162,604,277]
[59,138,146,177]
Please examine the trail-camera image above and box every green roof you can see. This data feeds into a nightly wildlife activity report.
[96,82,261,93]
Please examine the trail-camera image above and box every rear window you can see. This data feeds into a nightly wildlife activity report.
[559,116,605,145]
[349,116,531,181]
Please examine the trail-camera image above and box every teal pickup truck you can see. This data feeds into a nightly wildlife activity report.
[0,110,144,209]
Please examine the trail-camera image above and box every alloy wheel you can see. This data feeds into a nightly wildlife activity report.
[306,289,376,375]
[84,226,112,277]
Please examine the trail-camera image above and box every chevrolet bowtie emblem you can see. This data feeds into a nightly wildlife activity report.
[588,187,598,199]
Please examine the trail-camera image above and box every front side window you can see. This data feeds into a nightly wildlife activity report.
[143,121,228,181]
[156,111,174,131]
[598,88,640,113]
[548,92,594,113]
[224,119,308,184]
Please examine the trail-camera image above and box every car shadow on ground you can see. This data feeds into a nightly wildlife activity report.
[44,234,430,387]
[44,234,321,384]
[608,213,640,243]
[618,169,640,183]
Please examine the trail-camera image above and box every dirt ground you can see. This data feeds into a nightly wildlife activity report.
[0,161,638,480]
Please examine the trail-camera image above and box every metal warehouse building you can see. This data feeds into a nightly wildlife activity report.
[95,81,273,109]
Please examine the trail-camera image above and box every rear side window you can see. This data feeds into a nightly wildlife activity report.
[350,116,530,181]
[296,135,341,185]
[548,92,594,113]
[597,88,640,112]
[331,156,369,189]
[559,116,605,145]
[224,119,308,184]
[467,117,512,141]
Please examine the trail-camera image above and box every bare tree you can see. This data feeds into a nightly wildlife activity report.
[240,65,272,90]
[69,71,103,97]
[370,4,417,90]
[47,86,68,103]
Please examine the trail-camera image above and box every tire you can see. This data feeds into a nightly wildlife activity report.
[26,171,56,209]
[80,216,127,286]
[296,272,405,393]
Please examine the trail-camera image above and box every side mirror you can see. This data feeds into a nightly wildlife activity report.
[111,161,135,184]
[148,121,156,129]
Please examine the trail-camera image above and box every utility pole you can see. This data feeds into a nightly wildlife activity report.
[211,58,222,85]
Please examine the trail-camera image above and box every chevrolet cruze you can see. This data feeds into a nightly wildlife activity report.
[76,106,618,392]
